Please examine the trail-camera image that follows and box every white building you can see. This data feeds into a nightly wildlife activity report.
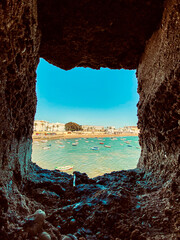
[48,122,65,132]
[119,126,139,134]
[82,125,105,132]
[106,126,116,134]
[33,120,65,132]
[33,120,49,132]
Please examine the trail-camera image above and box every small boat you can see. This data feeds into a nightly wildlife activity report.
[99,142,104,145]
[47,144,51,147]
[120,144,123,146]
[58,145,65,148]
[104,145,111,148]
[72,142,78,146]
[42,147,50,150]
[136,147,140,149]
[85,141,89,143]
[98,138,102,140]
[75,140,79,142]
[111,138,117,140]
[67,142,70,144]
[55,165,73,171]
[127,145,132,147]
[91,147,99,150]
[41,140,48,143]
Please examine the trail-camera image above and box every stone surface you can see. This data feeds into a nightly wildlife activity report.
[137,0,180,178]
[0,0,180,239]
[0,0,40,180]
[37,0,164,70]
[2,166,180,239]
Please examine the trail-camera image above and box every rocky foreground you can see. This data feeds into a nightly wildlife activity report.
[0,163,179,240]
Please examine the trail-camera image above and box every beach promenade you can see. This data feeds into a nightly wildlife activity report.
[32,131,138,141]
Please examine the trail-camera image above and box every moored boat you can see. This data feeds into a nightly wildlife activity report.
[104,145,111,148]
[55,165,73,171]
[72,142,78,146]
[91,147,99,150]
[42,146,50,150]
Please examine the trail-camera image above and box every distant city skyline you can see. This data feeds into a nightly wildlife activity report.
[35,58,139,128]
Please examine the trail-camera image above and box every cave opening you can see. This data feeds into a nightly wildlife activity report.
[32,58,141,177]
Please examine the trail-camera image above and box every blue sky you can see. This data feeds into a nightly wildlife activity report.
[35,58,139,128]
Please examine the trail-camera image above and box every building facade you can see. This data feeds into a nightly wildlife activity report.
[33,120,65,132]
[82,125,105,132]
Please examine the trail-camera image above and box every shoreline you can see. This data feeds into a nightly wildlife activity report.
[32,132,139,141]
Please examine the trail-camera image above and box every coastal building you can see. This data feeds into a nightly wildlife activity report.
[33,120,65,132]
[33,120,49,132]
[119,126,139,134]
[82,125,105,132]
[106,126,116,134]
[48,122,65,132]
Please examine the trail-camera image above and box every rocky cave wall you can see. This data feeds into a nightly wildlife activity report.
[0,0,40,182]
[137,0,180,178]
[0,0,179,183]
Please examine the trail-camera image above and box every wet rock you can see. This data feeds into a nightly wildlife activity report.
[67,234,78,240]
[73,172,89,185]
[61,235,72,240]
[22,209,46,236]
[0,189,8,213]
[39,231,51,240]
[32,188,60,205]
[130,229,140,239]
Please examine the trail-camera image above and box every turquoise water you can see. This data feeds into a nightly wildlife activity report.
[32,136,141,178]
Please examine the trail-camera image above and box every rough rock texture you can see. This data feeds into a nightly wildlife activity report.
[1,165,179,239]
[0,0,180,239]
[137,0,180,178]
[0,0,40,181]
[38,0,164,70]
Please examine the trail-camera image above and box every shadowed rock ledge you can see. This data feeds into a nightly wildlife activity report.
[38,0,164,70]
[0,164,179,239]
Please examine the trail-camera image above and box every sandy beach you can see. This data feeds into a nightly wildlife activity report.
[32,132,138,141]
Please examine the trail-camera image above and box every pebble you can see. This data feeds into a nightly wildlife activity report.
[35,210,46,223]
[39,232,51,240]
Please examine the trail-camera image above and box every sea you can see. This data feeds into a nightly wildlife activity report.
[32,136,141,178]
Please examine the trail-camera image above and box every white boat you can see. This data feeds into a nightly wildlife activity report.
[42,147,50,150]
[111,138,117,140]
[41,140,48,143]
[104,145,111,148]
[75,140,79,142]
[55,165,73,171]
[85,141,89,143]
[72,142,78,146]
[58,145,65,148]
[91,147,99,150]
